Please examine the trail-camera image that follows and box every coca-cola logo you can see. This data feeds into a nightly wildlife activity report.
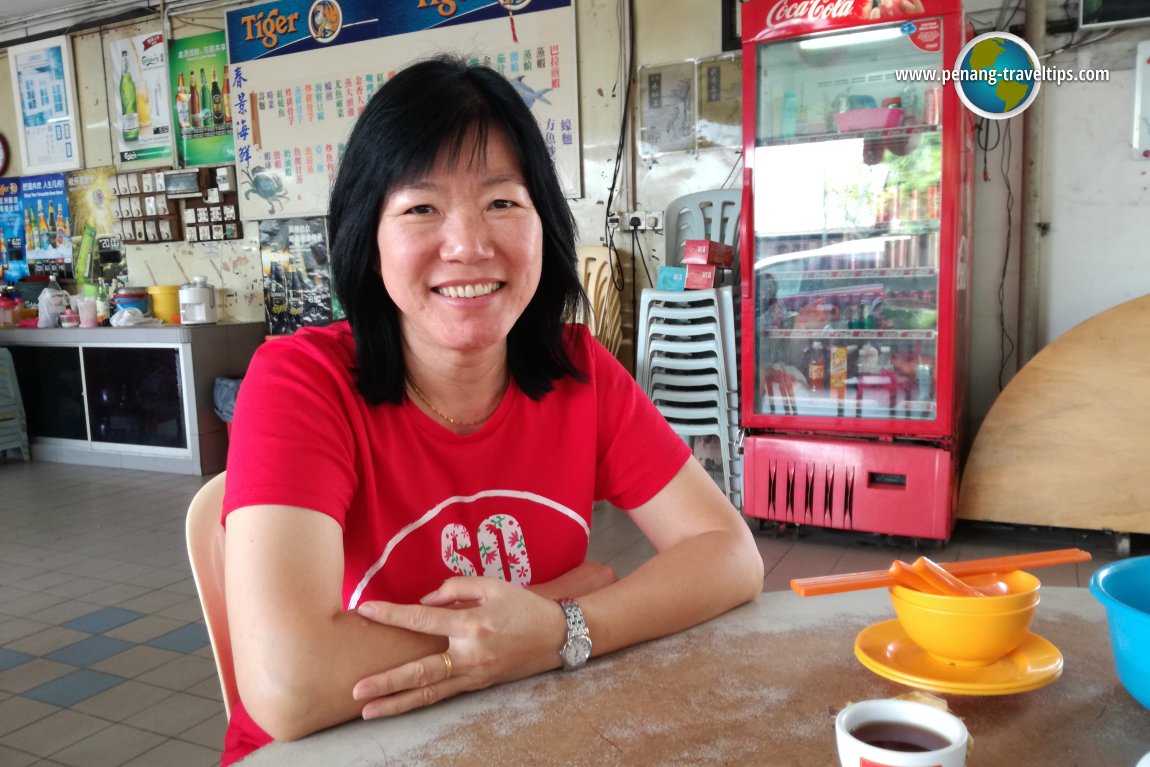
[765,0,857,27]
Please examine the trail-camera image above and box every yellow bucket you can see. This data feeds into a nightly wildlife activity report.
[148,285,181,324]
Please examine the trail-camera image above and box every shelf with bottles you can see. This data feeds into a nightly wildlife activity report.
[759,119,940,148]
[755,336,938,421]
[757,281,939,335]
[109,169,183,245]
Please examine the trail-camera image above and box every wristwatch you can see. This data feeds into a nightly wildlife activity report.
[557,598,592,670]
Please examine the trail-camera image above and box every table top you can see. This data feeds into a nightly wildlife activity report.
[238,586,1150,766]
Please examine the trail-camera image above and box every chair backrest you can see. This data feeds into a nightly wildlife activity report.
[663,190,742,268]
[186,471,237,719]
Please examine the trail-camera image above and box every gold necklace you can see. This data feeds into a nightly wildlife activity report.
[406,375,507,427]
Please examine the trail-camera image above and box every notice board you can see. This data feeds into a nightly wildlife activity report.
[226,0,581,221]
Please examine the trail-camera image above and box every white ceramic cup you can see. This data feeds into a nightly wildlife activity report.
[836,699,969,767]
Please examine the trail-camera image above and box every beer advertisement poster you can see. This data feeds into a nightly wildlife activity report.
[65,167,119,284]
[258,216,332,335]
[0,178,27,283]
[20,173,72,278]
[169,32,235,168]
[107,31,174,164]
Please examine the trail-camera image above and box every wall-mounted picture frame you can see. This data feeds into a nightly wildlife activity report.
[697,52,743,150]
[638,61,697,157]
[1135,40,1150,160]
[7,36,84,173]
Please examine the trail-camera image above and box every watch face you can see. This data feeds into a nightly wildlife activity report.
[561,635,592,668]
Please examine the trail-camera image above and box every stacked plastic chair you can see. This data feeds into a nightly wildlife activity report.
[0,347,31,461]
[637,286,741,509]
[663,189,742,274]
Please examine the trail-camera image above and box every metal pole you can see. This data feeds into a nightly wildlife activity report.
[1018,0,1046,368]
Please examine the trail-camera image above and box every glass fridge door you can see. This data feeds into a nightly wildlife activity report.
[750,22,945,423]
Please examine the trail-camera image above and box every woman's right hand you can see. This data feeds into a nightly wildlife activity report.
[352,576,568,719]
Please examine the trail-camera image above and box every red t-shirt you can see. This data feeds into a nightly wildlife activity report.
[219,321,689,765]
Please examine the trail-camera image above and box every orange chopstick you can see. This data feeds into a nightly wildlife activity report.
[789,548,1093,597]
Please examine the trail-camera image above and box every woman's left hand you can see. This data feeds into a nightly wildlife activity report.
[352,576,565,719]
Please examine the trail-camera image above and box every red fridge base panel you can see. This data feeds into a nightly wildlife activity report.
[743,434,955,540]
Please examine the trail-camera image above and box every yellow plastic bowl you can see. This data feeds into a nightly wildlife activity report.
[890,570,1041,667]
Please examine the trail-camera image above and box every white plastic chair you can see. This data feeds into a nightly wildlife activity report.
[0,348,30,461]
[663,190,742,269]
[186,472,239,719]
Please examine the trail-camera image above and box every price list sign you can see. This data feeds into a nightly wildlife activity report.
[226,0,581,220]
[7,36,83,174]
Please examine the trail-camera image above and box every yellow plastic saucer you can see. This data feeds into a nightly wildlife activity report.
[854,619,1063,695]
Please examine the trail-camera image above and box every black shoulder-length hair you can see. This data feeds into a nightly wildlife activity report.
[328,54,588,405]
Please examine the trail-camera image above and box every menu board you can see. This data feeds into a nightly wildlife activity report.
[226,0,581,220]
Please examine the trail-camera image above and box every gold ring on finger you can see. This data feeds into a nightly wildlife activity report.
[441,652,453,679]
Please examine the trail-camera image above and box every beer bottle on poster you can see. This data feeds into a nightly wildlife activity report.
[287,260,304,331]
[199,68,211,128]
[119,51,139,142]
[47,202,56,248]
[268,257,289,334]
[24,209,35,253]
[189,72,201,129]
[176,72,191,129]
[211,68,225,125]
[37,201,49,252]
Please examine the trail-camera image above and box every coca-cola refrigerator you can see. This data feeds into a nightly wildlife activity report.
[738,0,974,541]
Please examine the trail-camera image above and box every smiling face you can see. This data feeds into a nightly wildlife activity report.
[376,128,543,362]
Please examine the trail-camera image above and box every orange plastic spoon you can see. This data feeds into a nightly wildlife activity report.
[888,560,942,594]
[910,556,986,597]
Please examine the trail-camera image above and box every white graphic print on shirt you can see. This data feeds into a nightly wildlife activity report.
[442,515,532,584]
[347,489,588,608]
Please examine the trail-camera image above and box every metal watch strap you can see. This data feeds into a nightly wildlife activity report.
[557,597,592,670]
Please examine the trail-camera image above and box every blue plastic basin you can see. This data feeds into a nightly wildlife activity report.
[1090,556,1150,710]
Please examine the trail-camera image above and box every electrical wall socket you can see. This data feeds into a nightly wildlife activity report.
[620,211,663,232]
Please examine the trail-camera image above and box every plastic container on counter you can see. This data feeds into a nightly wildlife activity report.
[112,287,150,316]
[147,285,181,324]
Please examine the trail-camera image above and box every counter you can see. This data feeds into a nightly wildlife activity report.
[0,322,265,474]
